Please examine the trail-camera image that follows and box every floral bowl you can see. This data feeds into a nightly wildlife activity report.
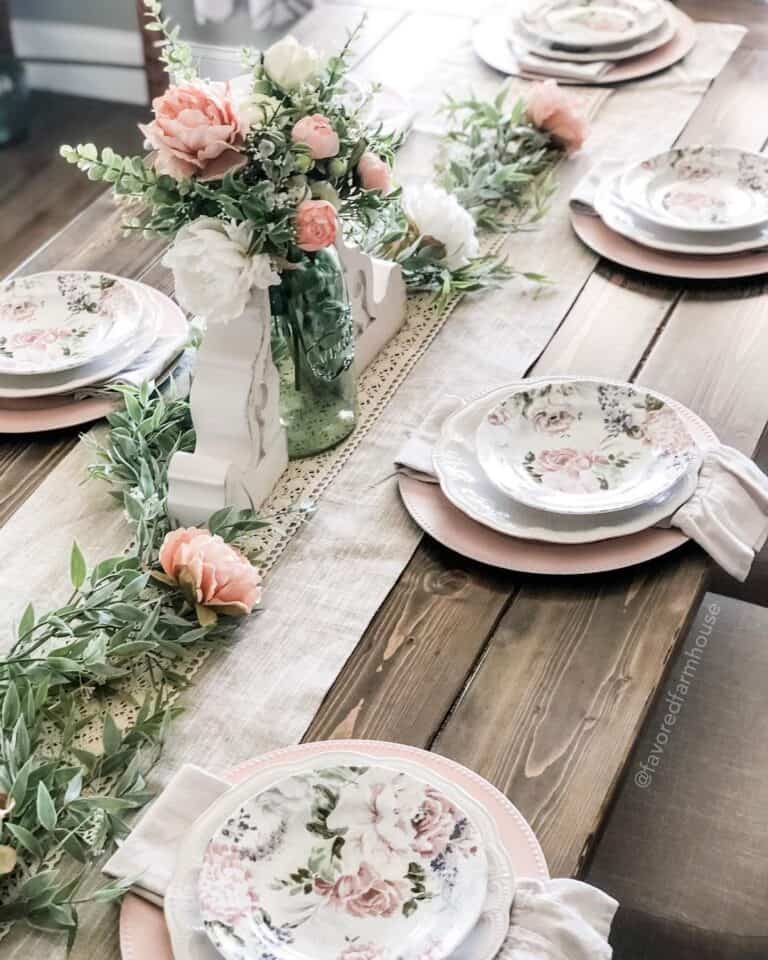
[475,378,698,515]
[198,764,489,960]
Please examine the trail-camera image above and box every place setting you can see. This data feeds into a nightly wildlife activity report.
[0,270,189,432]
[106,739,618,960]
[473,0,696,85]
[569,145,768,279]
[396,375,768,578]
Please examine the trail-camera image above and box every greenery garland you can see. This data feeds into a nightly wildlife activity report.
[0,384,269,943]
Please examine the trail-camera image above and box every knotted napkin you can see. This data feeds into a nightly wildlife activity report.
[568,161,627,216]
[104,763,618,959]
[395,398,768,581]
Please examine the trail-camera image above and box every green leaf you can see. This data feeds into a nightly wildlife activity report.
[69,542,87,591]
[102,713,122,756]
[36,781,58,832]
[2,682,20,730]
[18,602,35,640]
[6,822,44,859]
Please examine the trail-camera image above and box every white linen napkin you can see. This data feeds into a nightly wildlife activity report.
[396,399,768,582]
[515,47,611,82]
[73,328,190,400]
[667,445,768,582]
[568,160,627,216]
[104,763,618,958]
[103,764,229,906]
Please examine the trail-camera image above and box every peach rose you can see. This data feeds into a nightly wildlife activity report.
[411,788,457,858]
[525,79,588,154]
[537,448,595,474]
[315,863,407,918]
[357,152,391,193]
[339,945,384,960]
[291,114,340,160]
[295,199,337,252]
[139,81,246,182]
[158,527,262,616]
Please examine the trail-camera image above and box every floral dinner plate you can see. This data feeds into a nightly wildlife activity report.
[0,271,144,376]
[519,0,666,49]
[619,146,768,233]
[475,378,697,515]
[594,174,768,255]
[198,764,489,960]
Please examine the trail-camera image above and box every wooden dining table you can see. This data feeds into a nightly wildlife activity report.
[1,1,768,955]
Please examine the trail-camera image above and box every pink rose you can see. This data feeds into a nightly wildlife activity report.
[316,863,407,918]
[411,788,457,858]
[198,841,260,928]
[537,448,595,473]
[291,114,340,160]
[526,79,588,154]
[339,945,384,960]
[641,408,692,455]
[295,199,338,252]
[139,81,246,182]
[357,152,391,193]
[159,527,262,616]
[531,406,576,435]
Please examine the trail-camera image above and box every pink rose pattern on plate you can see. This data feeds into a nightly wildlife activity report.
[0,273,131,368]
[641,148,768,227]
[199,766,485,960]
[487,382,695,495]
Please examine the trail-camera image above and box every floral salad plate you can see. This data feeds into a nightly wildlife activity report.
[519,0,666,49]
[475,378,697,515]
[619,147,768,233]
[0,271,143,375]
[197,764,489,960]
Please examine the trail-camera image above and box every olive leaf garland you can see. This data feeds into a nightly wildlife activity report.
[0,384,270,945]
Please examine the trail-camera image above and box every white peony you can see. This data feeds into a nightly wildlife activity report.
[229,75,282,131]
[262,35,322,92]
[162,217,280,324]
[403,183,479,270]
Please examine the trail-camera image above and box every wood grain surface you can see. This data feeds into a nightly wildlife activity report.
[1,0,766,891]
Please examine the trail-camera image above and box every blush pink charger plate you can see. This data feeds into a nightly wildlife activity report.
[0,289,187,434]
[476,3,697,85]
[399,388,718,575]
[571,210,768,280]
[119,739,548,960]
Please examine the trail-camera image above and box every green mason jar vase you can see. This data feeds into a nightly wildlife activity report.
[269,247,357,459]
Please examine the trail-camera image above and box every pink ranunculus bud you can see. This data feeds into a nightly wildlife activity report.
[357,152,392,193]
[295,199,338,252]
[291,114,340,160]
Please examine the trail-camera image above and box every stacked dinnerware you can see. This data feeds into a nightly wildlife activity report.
[163,743,545,960]
[508,0,677,79]
[430,376,709,547]
[591,146,768,256]
[0,270,188,420]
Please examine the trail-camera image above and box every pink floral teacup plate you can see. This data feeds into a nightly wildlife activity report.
[475,378,698,516]
[197,764,489,960]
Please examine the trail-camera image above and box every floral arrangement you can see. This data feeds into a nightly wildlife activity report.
[60,3,589,320]
[0,385,274,943]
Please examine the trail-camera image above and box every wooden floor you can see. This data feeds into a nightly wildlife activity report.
[0,91,145,277]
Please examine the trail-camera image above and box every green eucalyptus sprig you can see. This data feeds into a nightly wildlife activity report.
[0,383,269,946]
[438,89,560,231]
[141,0,197,83]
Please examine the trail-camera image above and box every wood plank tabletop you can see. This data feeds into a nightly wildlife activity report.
[2,0,767,902]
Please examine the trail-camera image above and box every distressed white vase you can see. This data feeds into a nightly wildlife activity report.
[336,236,407,374]
[167,287,288,526]
[166,242,406,525]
